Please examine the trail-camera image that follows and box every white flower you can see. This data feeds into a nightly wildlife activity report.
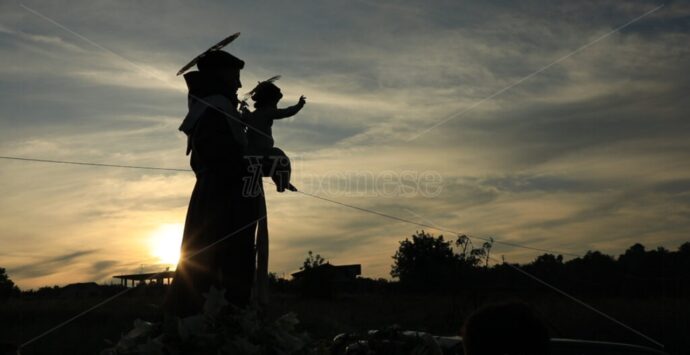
[203,286,229,317]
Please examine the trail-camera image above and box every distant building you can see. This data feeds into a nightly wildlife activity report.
[291,263,361,281]
[60,282,102,298]
[113,270,175,287]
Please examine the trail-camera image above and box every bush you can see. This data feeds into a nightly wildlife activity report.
[0,268,20,301]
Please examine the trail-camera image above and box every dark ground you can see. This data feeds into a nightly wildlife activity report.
[1,288,688,355]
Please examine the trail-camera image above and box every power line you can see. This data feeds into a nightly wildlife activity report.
[296,189,580,257]
[0,155,580,257]
[0,156,188,172]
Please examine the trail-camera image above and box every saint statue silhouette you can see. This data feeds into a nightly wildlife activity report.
[164,34,267,316]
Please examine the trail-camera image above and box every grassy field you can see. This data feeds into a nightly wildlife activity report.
[1,289,688,355]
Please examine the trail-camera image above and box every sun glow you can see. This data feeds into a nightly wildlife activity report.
[150,223,183,266]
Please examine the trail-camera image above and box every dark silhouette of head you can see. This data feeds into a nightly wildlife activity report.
[250,81,283,108]
[197,50,245,92]
[461,301,550,355]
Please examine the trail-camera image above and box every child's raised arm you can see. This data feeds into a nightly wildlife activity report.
[272,95,306,120]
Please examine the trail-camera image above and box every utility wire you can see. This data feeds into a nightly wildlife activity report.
[0,155,580,257]
[296,189,580,257]
[0,155,188,172]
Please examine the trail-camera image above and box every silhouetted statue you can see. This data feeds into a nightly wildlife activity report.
[164,45,259,317]
[241,77,306,192]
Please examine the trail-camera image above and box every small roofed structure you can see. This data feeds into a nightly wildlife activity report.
[291,263,361,281]
[113,270,175,287]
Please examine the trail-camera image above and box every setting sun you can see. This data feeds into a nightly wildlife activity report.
[150,223,184,266]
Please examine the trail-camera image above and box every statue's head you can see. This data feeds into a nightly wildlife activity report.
[197,50,245,92]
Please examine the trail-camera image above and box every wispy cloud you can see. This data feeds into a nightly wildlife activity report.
[10,249,99,279]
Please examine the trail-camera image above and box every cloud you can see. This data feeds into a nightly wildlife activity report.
[87,260,121,282]
[9,249,99,279]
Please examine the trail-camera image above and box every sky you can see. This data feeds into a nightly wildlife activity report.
[1,0,689,290]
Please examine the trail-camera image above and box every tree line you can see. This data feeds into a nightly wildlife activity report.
[388,231,690,297]
[2,231,688,300]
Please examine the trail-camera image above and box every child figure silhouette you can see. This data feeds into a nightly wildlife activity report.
[242,76,305,192]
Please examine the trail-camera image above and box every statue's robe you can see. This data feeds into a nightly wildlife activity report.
[164,71,259,317]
